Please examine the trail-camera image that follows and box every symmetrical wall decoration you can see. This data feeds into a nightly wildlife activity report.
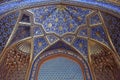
[29,5,92,35]
[30,49,92,80]
[0,1,120,80]
[27,5,113,58]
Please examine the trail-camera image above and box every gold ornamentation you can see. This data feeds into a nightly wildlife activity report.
[96,31,101,37]
[78,16,82,21]
[55,18,59,22]
[79,43,83,47]
[64,18,66,22]
[38,42,42,46]
[59,26,63,31]
[40,16,43,19]
[48,23,52,28]
[56,5,66,11]
[70,23,73,28]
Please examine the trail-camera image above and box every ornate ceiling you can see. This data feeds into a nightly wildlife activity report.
[0,0,120,80]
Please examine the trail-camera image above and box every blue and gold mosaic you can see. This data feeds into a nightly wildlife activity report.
[0,1,120,80]
[46,35,59,44]
[0,11,19,53]
[33,25,44,36]
[77,29,88,37]
[30,5,92,35]
[73,38,88,55]
[63,35,75,44]
[91,25,109,46]
[34,37,48,57]
[90,13,101,25]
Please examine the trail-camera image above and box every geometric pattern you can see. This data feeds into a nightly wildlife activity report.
[102,12,120,55]
[77,28,88,37]
[34,37,48,57]
[73,38,88,55]
[30,5,92,35]
[0,5,116,59]
[63,35,75,44]
[38,57,84,80]
[90,13,101,25]
[33,24,44,36]
[0,2,120,80]
[91,25,110,46]
[0,11,19,54]
[46,35,59,44]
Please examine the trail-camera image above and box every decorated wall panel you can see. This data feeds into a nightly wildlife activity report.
[102,12,120,55]
[0,11,19,54]
[0,1,120,80]
[30,49,92,80]
[89,40,120,80]
[0,39,31,80]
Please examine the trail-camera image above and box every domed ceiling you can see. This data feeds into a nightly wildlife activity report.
[0,0,120,80]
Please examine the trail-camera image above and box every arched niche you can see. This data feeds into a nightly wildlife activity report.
[29,49,92,80]
[88,39,120,80]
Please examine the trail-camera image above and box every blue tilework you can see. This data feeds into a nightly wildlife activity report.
[31,5,56,24]
[31,5,91,35]
[0,11,19,53]
[66,6,91,25]
[63,35,74,43]
[46,35,59,44]
[33,25,44,36]
[34,37,48,57]
[102,12,120,55]
[20,14,30,23]
[45,41,78,52]
[73,38,88,55]
[90,13,101,25]
[0,0,120,16]
[78,29,87,37]
[10,25,30,45]
[91,25,109,46]
[38,57,84,80]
